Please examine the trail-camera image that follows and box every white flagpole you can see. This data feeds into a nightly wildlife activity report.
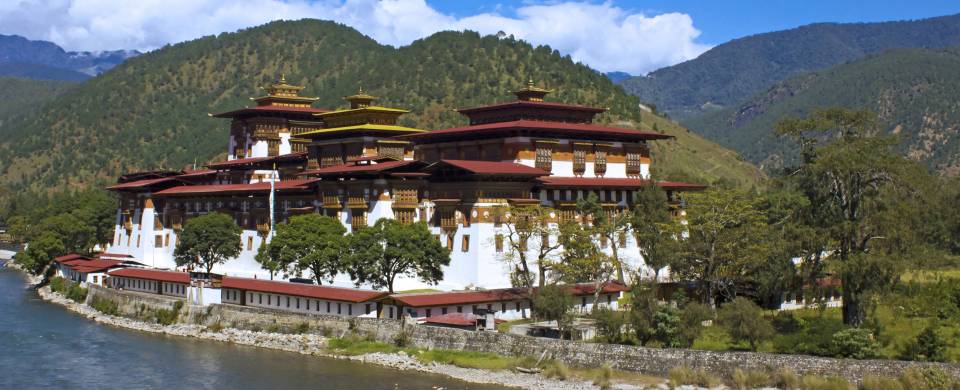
[269,162,276,241]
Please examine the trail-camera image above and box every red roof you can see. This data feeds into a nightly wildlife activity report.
[54,253,91,263]
[390,282,628,308]
[299,160,417,176]
[221,277,387,303]
[536,177,706,190]
[403,120,671,142]
[96,253,135,260]
[457,100,607,114]
[106,176,178,190]
[211,105,329,118]
[433,160,549,176]
[66,259,125,273]
[152,179,319,196]
[422,312,506,326]
[206,152,307,169]
[108,268,191,284]
[391,288,527,308]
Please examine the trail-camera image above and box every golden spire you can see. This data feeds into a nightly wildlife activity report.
[513,78,552,102]
[345,86,377,109]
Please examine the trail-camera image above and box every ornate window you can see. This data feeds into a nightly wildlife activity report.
[626,152,642,177]
[535,146,552,172]
[351,213,367,228]
[594,149,607,176]
[395,210,415,225]
[573,148,587,176]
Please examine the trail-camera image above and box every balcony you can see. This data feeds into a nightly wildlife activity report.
[347,196,368,209]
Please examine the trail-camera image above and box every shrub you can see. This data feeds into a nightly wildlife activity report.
[592,363,613,390]
[155,301,184,325]
[898,367,956,390]
[900,324,948,362]
[731,368,772,390]
[830,328,880,359]
[532,284,575,339]
[542,361,570,380]
[65,283,88,303]
[669,366,721,388]
[772,368,799,390]
[718,297,774,350]
[591,305,626,344]
[860,376,905,390]
[392,331,410,347]
[800,375,850,390]
[293,322,311,334]
[629,283,658,345]
[90,296,119,316]
[772,311,803,333]
[679,302,714,347]
[205,322,225,333]
[652,305,683,347]
[319,326,333,337]
[266,324,281,333]
[49,276,67,293]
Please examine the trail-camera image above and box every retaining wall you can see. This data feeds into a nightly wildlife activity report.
[88,285,960,383]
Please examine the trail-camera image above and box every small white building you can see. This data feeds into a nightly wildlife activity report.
[53,253,133,287]
[220,276,387,318]
[383,282,629,322]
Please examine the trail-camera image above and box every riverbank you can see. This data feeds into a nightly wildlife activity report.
[31,278,632,390]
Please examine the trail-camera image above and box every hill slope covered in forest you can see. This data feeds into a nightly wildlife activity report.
[684,46,960,174]
[618,13,960,120]
[0,20,761,215]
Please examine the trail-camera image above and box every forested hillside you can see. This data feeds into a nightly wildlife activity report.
[0,77,75,129]
[0,19,761,215]
[618,13,960,120]
[684,47,960,174]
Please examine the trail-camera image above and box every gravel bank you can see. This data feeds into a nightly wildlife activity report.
[33,282,621,390]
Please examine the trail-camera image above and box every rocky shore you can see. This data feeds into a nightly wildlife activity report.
[31,279,620,390]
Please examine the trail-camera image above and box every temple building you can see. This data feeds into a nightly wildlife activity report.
[106,76,703,290]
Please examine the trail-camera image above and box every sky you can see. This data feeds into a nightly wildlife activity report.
[1,0,958,75]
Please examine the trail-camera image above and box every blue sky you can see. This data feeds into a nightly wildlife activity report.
[430,0,960,45]
[1,0,958,75]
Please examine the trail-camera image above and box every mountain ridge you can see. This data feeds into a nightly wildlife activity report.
[618,13,960,120]
[0,34,139,80]
[0,19,761,215]
[683,46,960,175]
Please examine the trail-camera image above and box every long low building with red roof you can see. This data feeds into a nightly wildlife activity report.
[221,276,388,317]
[382,282,630,321]
[103,76,705,291]
[52,253,142,287]
[108,268,192,298]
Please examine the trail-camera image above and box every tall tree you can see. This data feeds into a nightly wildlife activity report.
[555,216,616,307]
[673,188,773,307]
[346,220,449,293]
[173,212,242,275]
[777,107,921,326]
[495,205,562,289]
[531,284,575,340]
[631,183,681,283]
[264,214,345,284]
[577,192,631,282]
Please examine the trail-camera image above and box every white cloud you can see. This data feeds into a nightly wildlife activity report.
[0,0,711,74]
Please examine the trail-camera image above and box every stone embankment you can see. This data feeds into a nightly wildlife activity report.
[36,284,606,390]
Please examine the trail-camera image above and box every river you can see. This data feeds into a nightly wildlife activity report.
[0,267,505,389]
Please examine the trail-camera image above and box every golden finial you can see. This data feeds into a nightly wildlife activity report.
[279,73,287,84]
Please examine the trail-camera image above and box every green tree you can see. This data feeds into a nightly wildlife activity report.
[673,188,774,306]
[254,240,284,280]
[830,328,881,359]
[495,205,562,289]
[532,284,575,340]
[13,231,66,274]
[578,193,631,282]
[265,214,345,284]
[631,182,681,283]
[901,324,948,362]
[592,305,627,344]
[346,220,449,293]
[173,212,242,275]
[717,297,774,351]
[777,108,921,326]
[679,302,714,348]
[628,282,659,345]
